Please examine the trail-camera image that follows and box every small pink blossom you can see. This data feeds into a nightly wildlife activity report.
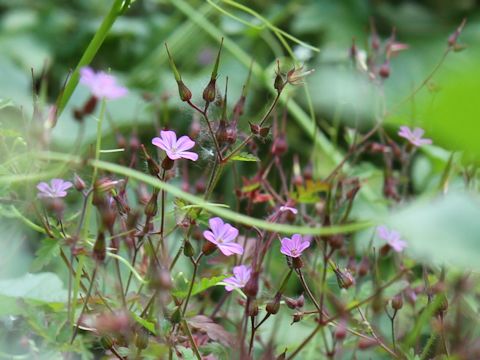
[203,217,243,256]
[377,225,407,252]
[224,265,251,292]
[279,205,298,215]
[80,67,128,100]
[37,178,73,198]
[280,234,310,258]
[152,130,198,161]
[398,126,432,147]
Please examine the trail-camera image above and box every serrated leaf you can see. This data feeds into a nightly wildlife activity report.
[230,152,259,162]
[30,238,60,272]
[172,275,228,298]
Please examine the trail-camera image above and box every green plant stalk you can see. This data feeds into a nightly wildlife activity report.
[33,151,375,235]
[56,0,125,115]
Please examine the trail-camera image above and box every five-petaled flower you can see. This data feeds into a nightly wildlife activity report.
[224,265,252,292]
[80,67,128,100]
[203,217,243,256]
[377,225,407,252]
[398,126,432,147]
[280,234,310,258]
[152,130,198,161]
[37,179,73,198]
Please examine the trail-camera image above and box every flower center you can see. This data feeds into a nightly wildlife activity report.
[291,249,298,256]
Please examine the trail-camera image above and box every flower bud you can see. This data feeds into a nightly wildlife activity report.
[73,173,86,192]
[358,257,370,277]
[170,307,182,324]
[144,189,159,218]
[379,61,390,79]
[358,338,378,350]
[295,294,305,308]
[216,119,228,146]
[183,240,194,258]
[174,80,191,102]
[247,301,259,317]
[141,145,160,176]
[202,79,216,104]
[266,293,281,315]
[391,294,403,311]
[135,328,149,350]
[284,296,297,309]
[93,232,106,263]
[274,73,285,93]
[335,268,355,289]
[244,271,259,299]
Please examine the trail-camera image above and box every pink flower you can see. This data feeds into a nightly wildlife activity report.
[224,265,252,292]
[398,126,432,147]
[37,178,73,198]
[152,130,198,161]
[279,205,298,215]
[377,225,407,252]
[80,67,128,100]
[280,234,310,258]
[203,217,243,256]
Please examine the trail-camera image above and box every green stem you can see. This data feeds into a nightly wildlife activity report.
[56,0,125,115]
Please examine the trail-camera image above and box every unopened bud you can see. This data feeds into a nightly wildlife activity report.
[284,296,297,309]
[135,328,149,350]
[358,338,378,350]
[379,61,390,79]
[247,301,259,317]
[73,173,86,191]
[177,80,192,102]
[266,293,281,315]
[391,294,403,311]
[141,145,160,176]
[202,79,216,104]
[216,119,228,146]
[93,232,106,263]
[335,268,355,289]
[183,240,194,257]
[295,294,305,308]
[244,271,259,298]
[144,189,159,218]
[170,307,182,324]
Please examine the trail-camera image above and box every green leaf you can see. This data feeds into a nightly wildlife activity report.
[0,272,67,303]
[230,152,260,162]
[131,311,157,335]
[30,238,60,272]
[172,275,228,298]
[386,192,480,269]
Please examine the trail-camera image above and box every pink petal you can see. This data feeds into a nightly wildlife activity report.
[222,225,239,243]
[376,225,390,240]
[165,150,182,160]
[160,130,177,150]
[203,230,218,245]
[36,182,51,193]
[298,240,311,253]
[291,234,303,249]
[418,138,432,146]
[208,217,225,237]
[178,151,198,161]
[412,127,425,138]
[175,136,196,152]
[152,137,169,151]
[79,67,95,86]
[218,242,244,256]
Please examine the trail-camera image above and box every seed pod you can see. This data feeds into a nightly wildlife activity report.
[73,173,86,191]
[177,81,192,102]
[284,296,297,309]
[266,293,281,315]
[202,79,216,104]
[135,328,149,350]
[144,189,159,218]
